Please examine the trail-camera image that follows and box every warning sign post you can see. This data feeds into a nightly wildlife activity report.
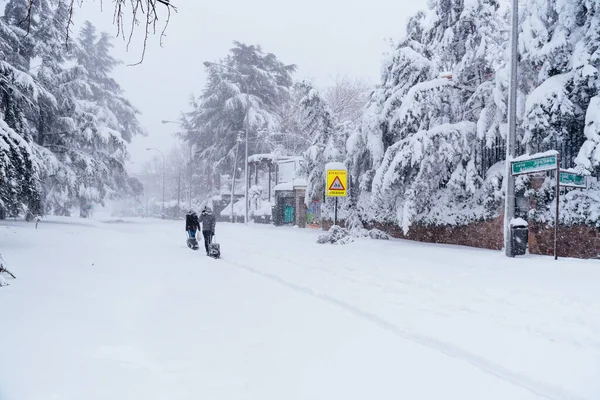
[326,171,347,197]
[325,164,347,226]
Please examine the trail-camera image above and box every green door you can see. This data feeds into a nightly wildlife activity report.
[284,205,294,224]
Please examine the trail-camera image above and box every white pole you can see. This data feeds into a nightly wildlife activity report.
[504,0,518,257]
[161,155,165,219]
[244,99,249,225]
[146,147,166,219]
[189,142,193,210]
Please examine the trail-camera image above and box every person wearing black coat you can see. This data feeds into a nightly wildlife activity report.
[185,210,200,239]
[199,206,216,255]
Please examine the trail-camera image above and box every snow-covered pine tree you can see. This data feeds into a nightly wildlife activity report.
[0,119,41,219]
[188,41,296,178]
[345,12,435,221]
[296,81,351,209]
[42,22,143,216]
[520,0,588,163]
[269,86,313,156]
[33,0,72,144]
[356,0,507,231]
[513,0,600,228]
[0,0,54,217]
[25,0,79,215]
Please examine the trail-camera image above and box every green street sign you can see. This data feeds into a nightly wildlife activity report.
[559,170,587,188]
[511,154,558,176]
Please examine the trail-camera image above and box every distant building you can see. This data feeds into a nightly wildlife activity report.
[211,153,317,227]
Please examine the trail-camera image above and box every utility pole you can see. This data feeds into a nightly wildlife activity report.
[244,105,249,224]
[177,170,181,217]
[146,148,165,219]
[230,135,242,223]
[189,142,193,210]
[504,0,519,257]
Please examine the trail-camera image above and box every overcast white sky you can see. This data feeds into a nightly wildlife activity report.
[55,1,427,171]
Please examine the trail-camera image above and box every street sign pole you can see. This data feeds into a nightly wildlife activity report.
[555,153,560,261]
[325,163,347,227]
[510,151,560,259]
[334,197,338,226]
[509,151,588,260]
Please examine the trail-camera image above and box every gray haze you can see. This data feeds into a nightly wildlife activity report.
[65,1,427,170]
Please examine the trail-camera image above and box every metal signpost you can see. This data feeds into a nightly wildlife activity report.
[325,166,347,226]
[510,152,588,260]
[511,152,560,259]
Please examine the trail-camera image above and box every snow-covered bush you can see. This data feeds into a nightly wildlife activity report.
[317,224,391,245]
[317,225,354,245]
[367,229,391,240]
[0,253,15,287]
[526,176,600,228]
[371,122,481,233]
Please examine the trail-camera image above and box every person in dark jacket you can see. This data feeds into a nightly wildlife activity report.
[199,206,216,255]
[185,210,199,239]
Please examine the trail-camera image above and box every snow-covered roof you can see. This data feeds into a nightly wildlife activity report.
[274,182,294,191]
[561,167,589,175]
[274,178,307,191]
[512,150,558,162]
[247,154,304,163]
[247,154,276,163]
[277,156,303,164]
[325,162,346,171]
[510,217,528,227]
[293,178,307,188]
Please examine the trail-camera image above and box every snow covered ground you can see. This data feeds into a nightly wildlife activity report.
[1,217,599,400]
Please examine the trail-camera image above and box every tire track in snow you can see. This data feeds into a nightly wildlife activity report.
[221,254,586,400]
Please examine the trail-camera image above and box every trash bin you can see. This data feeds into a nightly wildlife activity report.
[511,223,528,256]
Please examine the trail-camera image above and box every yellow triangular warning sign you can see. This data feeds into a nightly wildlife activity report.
[329,176,345,191]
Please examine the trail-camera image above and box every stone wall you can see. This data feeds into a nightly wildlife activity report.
[529,223,600,259]
[365,217,504,250]
[321,217,600,259]
[322,217,504,250]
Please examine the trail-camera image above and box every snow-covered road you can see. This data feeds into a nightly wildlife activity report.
[1,217,599,400]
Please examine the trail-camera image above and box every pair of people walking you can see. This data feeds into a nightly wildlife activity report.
[186,207,216,255]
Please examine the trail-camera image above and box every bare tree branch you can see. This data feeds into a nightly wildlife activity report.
[20,0,177,64]
[324,75,372,126]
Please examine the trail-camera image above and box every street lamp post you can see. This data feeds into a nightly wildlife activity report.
[162,119,194,211]
[203,61,250,224]
[188,143,193,210]
[504,0,519,257]
[146,147,165,219]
